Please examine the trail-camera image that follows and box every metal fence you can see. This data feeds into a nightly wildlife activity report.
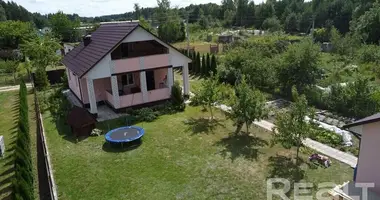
[33,84,58,200]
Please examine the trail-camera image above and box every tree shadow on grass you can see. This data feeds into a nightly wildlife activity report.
[183,117,225,135]
[0,185,12,200]
[215,132,269,162]
[267,155,308,197]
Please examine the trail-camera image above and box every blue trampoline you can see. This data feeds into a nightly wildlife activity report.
[105,126,145,145]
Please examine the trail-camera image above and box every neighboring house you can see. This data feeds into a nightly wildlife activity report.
[62,21,191,116]
[56,43,75,56]
[330,113,380,200]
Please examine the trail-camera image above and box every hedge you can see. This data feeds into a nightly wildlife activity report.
[12,80,34,200]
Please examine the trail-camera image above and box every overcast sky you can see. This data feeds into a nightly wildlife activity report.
[9,0,265,17]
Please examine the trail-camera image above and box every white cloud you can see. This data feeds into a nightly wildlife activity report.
[10,0,265,17]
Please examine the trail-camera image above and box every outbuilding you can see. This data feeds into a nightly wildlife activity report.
[67,106,97,137]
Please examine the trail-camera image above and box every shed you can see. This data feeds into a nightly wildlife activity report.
[67,106,96,137]
[218,35,234,43]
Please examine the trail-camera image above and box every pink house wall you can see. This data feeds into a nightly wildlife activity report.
[67,69,81,100]
[144,54,170,70]
[356,122,380,194]
[112,54,170,74]
[114,57,140,74]
[120,92,144,107]
[80,77,111,104]
[148,88,170,102]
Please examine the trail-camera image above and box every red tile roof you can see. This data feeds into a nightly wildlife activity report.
[62,22,139,77]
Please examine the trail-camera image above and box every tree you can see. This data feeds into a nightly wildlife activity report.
[284,12,300,33]
[211,54,217,74]
[201,54,206,76]
[236,0,249,26]
[21,36,61,70]
[0,21,35,49]
[228,76,268,134]
[272,87,314,165]
[206,53,211,76]
[351,2,380,44]
[134,3,141,20]
[193,75,223,119]
[49,11,80,42]
[196,52,201,74]
[139,16,153,32]
[262,17,282,32]
[0,60,19,83]
[277,39,321,96]
[34,67,49,90]
[0,5,6,21]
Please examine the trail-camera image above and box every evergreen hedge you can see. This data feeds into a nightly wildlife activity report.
[12,80,34,200]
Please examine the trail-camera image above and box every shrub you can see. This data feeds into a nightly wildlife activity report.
[34,67,49,90]
[13,81,34,200]
[309,128,342,147]
[357,45,380,64]
[171,82,185,111]
[134,107,158,122]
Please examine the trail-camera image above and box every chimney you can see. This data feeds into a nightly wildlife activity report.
[83,35,92,46]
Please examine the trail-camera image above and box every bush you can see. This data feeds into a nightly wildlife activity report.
[34,67,49,90]
[357,45,380,64]
[171,82,185,111]
[134,107,158,122]
[309,128,342,147]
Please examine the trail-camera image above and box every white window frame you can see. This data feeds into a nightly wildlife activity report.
[122,73,134,86]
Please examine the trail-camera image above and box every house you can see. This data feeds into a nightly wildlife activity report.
[329,113,380,199]
[62,21,191,116]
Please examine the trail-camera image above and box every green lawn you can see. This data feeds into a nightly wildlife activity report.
[43,106,353,200]
[0,91,38,200]
[172,41,223,54]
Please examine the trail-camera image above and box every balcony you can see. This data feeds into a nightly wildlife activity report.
[113,54,170,74]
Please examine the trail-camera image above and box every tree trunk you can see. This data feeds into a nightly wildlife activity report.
[246,122,249,134]
[209,105,213,120]
[296,140,300,165]
[235,121,243,135]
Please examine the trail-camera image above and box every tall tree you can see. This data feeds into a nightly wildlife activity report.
[277,39,321,95]
[272,88,314,165]
[49,11,80,42]
[134,3,141,20]
[211,54,217,74]
[284,12,300,33]
[206,53,211,76]
[228,76,268,134]
[0,5,6,21]
[201,54,206,75]
[236,0,249,26]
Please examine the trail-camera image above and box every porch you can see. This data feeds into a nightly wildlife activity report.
[84,64,189,116]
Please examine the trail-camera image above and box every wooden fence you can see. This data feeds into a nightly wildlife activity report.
[33,84,58,200]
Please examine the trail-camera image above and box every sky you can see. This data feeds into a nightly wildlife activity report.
[9,0,265,17]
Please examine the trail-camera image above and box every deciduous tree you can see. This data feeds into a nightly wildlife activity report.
[272,88,314,165]
[228,76,268,134]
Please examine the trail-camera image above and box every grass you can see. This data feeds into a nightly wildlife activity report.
[43,105,353,200]
[172,41,223,54]
[174,70,204,93]
[0,90,38,200]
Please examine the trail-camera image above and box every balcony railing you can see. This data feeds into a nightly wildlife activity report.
[113,54,170,74]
